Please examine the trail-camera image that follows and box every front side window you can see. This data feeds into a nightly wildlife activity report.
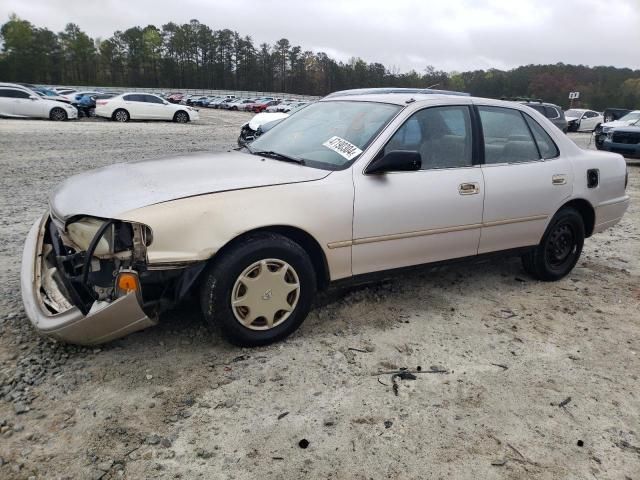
[249,100,401,170]
[478,106,540,164]
[9,90,31,99]
[144,95,163,104]
[0,88,14,98]
[381,106,473,169]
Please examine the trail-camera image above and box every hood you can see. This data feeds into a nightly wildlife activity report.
[50,151,330,222]
[248,112,290,130]
[609,125,640,133]
[601,119,638,129]
[565,116,579,122]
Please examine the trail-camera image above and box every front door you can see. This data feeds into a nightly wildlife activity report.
[476,105,573,254]
[352,105,485,275]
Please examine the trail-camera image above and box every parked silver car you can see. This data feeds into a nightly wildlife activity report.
[22,90,629,346]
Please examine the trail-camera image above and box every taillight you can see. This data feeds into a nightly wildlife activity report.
[96,100,108,106]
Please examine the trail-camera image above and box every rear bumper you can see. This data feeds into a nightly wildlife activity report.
[20,214,156,345]
[593,196,630,234]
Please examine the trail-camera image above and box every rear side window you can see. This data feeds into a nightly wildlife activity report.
[523,114,560,159]
[478,106,540,164]
[544,106,560,119]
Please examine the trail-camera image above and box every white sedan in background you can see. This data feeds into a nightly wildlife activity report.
[95,93,199,123]
[564,108,603,132]
[0,83,78,120]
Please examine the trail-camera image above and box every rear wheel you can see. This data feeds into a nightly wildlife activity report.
[200,232,317,347]
[113,109,129,122]
[174,111,189,123]
[522,208,584,281]
[49,107,67,121]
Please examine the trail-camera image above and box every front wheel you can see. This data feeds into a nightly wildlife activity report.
[522,208,585,281]
[200,232,317,347]
[174,111,189,123]
[49,107,67,121]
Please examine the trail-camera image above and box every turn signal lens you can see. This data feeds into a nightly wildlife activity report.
[116,271,140,296]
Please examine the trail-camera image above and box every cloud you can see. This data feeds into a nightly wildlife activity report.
[1,0,639,72]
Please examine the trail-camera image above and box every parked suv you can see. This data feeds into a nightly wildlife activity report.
[519,100,568,133]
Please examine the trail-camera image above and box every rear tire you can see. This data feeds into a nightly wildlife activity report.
[521,208,584,281]
[200,232,317,347]
[113,109,129,122]
[49,107,67,121]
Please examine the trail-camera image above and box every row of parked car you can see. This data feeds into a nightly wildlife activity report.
[0,83,201,123]
[163,92,309,113]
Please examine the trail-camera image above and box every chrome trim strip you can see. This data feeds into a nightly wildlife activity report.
[327,214,548,249]
[482,214,547,228]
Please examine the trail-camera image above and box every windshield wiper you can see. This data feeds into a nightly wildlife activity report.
[252,150,305,165]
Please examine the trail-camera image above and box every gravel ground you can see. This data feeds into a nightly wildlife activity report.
[0,110,639,479]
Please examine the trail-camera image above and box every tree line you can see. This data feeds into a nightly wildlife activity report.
[1,14,639,110]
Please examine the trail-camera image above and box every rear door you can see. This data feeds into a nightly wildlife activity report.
[476,105,572,254]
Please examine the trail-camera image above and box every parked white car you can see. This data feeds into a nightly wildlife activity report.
[22,90,629,347]
[565,108,603,132]
[0,83,78,120]
[95,93,199,122]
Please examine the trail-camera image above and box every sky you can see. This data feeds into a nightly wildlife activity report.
[2,0,639,73]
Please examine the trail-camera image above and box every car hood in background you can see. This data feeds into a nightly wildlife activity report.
[601,119,638,129]
[50,151,330,222]
[248,112,290,130]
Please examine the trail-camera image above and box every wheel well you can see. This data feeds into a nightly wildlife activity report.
[214,226,331,290]
[560,198,595,237]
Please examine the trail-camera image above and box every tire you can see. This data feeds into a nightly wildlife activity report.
[200,232,317,347]
[174,111,189,123]
[49,107,67,121]
[521,208,585,281]
[113,109,129,122]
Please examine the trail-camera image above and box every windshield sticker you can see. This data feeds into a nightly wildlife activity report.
[322,136,363,161]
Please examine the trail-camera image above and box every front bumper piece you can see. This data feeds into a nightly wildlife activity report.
[20,214,156,345]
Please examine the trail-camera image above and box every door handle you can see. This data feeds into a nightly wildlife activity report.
[459,182,480,195]
[552,174,567,185]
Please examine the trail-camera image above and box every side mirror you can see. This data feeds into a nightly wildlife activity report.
[365,150,421,175]
[163,101,169,105]
[29,95,39,101]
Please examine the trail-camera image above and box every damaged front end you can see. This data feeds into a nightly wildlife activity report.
[21,213,204,345]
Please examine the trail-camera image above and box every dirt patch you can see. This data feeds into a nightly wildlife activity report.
[0,114,638,479]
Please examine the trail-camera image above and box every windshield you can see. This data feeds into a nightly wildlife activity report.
[619,111,640,123]
[565,109,584,118]
[249,100,401,170]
